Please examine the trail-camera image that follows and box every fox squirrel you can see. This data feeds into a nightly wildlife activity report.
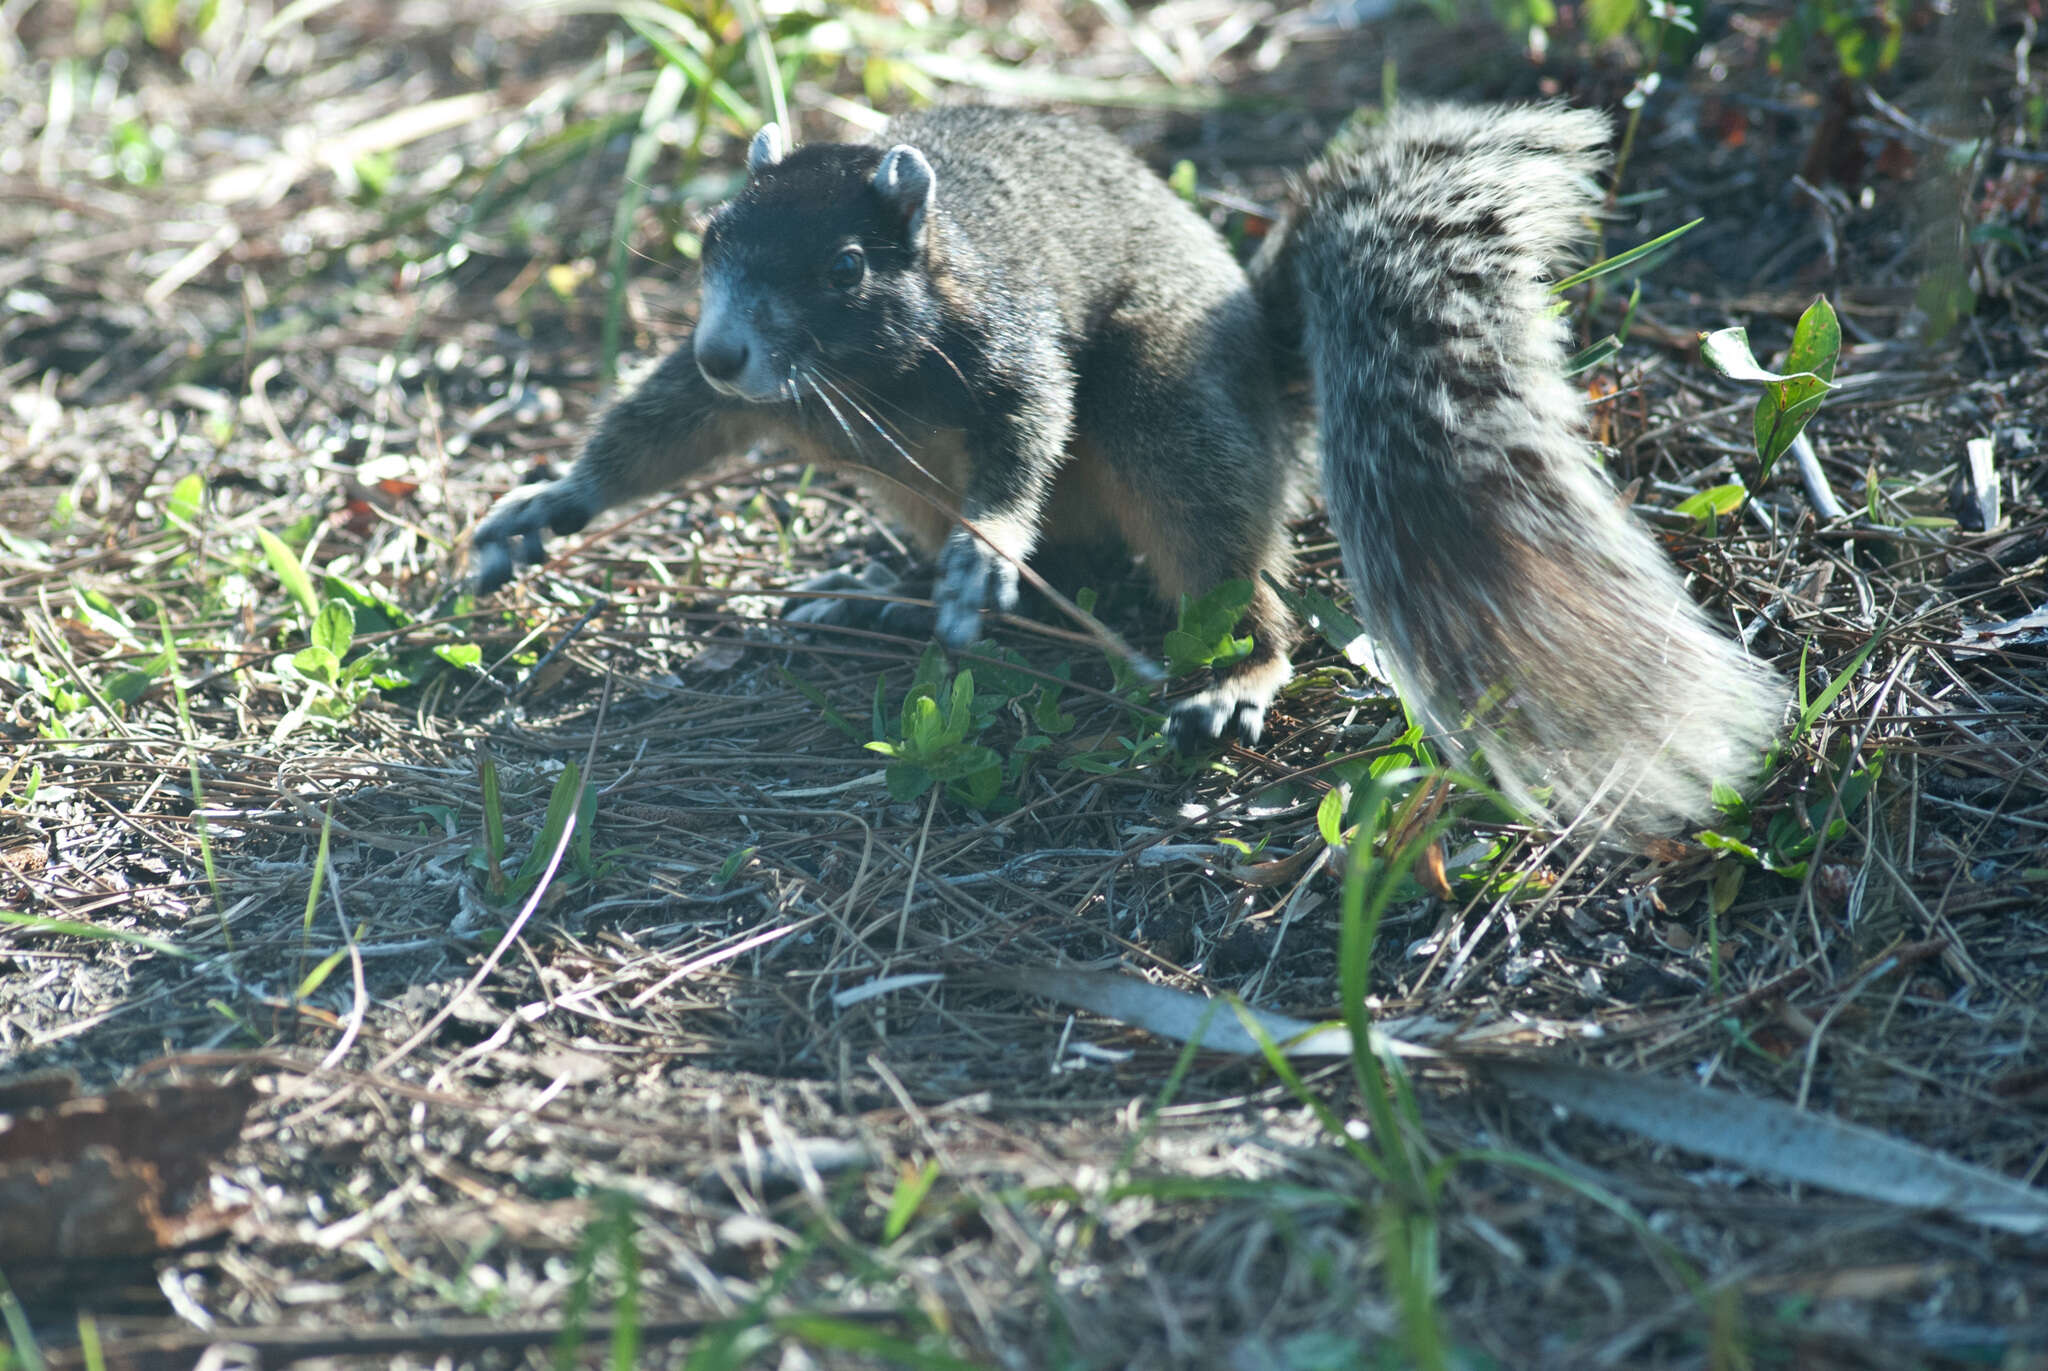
[470,104,1783,833]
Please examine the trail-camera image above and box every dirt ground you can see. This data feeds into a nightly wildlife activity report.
[1,2,2044,1368]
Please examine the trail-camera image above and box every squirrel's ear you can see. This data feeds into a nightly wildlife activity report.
[873,145,935,241]
[747,124,787,175]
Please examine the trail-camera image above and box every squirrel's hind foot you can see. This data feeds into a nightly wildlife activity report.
[1167,689,1269,749]
[1165,648,1294,751]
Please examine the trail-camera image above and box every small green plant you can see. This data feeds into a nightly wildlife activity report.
[1703,634,1883,879]
[852,642,1089,809]
[1162,579,1254,676]
[1770,0,1902,79]
[865,647,1009,808]
[0,1271,43,1371]
[1703,747,1882,879]
[257,527,480,739]
[1233,772,1454,1368]
[1694,295,1841,522]
[0,910,188,960]
[556,1192,642,1371]
[108,114,171,186]
[294,805,346,1002]
[472,755,603,906]
[1554,216,1702,375]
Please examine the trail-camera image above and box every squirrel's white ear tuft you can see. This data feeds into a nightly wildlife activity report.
[747,124,787,174]
[873,145,936,239]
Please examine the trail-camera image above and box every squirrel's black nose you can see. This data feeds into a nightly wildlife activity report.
[695,329,750,384]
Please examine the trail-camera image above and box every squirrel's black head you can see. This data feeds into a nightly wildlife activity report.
[693,125,941,404]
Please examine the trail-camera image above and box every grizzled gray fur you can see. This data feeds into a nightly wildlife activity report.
[471,102,1782,832]
[1254,105,1783,832]
[471,106,1300,747]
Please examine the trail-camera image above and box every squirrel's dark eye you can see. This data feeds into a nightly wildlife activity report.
[826,246,865,291]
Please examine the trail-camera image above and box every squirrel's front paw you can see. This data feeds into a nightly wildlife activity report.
[933,529,1019,648]
[470,477,597,592]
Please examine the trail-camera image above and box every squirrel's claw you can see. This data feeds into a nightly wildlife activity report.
[933,529,1019,649]
[469,477,596,592]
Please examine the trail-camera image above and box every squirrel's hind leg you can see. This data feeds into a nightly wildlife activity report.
[1069,344,1301,748]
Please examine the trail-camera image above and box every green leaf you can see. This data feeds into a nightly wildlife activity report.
[1273,580,1368,661]
[1696,830,1761,863]
[1316,785,1346,848]
[1710,780,1749,826]
[1838,757,1881,812]
[1673,483,1750,524]
[291,646,340,684]
[572,779,599,874]
[600,57,689,377]
[1783,295,1840,384]
[1165,579,1255,674]
[479,752,506,891]
[104,650,172,707]
[312,600,355,659]
[258,527,319,621]
[435,643,482,669]
[886,766,935,803]
[1754,373,1831,475]
[504,761,585,902]
[714,846,756,887]
[1699,326,1783,383]
[0,909,189,958]
[103,669,156,707]
[1587,0,1640,42]
[922,745,1002,784]
[1767,807,1813,863]
[296,947,349,1000]
[323,573,414,632]
[883,1159,940,1243]
[944,671,975,746]
[1033,686,1075,735]
[1702,299,1839,481]
[1564,334,1622,377]
[903,693,942,750]
[165,472,205,530]
[954,762,1004,809]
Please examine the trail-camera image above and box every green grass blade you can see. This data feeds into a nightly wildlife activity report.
[1551,218,1701,293]
[0,910,187,959]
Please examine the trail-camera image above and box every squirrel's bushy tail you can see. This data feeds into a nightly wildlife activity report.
[1258,104,1782,834]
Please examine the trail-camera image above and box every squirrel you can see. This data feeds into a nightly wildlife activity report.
[471,107,1301,748]
[469,103,1783,834]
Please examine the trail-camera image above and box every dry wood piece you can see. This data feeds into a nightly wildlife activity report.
[0,1076,256,1299]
